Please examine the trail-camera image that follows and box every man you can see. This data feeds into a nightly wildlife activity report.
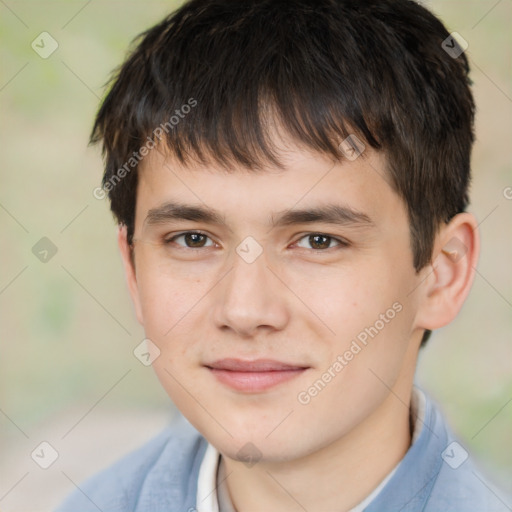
[58,0,510,510]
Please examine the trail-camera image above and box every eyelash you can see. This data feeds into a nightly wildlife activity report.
[163,231,349,251]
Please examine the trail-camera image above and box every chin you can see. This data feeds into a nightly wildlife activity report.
[204,426,312,465]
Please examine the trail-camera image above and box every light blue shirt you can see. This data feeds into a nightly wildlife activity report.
[57,389,510,511]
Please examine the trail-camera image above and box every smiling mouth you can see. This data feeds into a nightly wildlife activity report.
[205,358,310,392]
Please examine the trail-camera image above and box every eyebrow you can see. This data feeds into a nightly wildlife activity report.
[145,202,225,227]
[271,204,374,228]
[144,201,374,229]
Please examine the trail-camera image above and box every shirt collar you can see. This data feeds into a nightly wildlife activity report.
[196,387,430,512]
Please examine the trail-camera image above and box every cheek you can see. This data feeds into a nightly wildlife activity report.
[136,258,207,331]
[283,263,386,337]
[134,260,219,391]
[138,267,205,413]
[291,260,413,364]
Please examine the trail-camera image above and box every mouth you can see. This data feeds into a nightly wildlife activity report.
[205,358,310,392]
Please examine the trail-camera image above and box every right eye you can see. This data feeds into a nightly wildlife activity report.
[164,231,216,248]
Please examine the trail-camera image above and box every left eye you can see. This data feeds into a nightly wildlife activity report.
[295,234,345,250]
[168,232,215,248]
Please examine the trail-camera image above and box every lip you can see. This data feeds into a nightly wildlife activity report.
[205,358,309,392]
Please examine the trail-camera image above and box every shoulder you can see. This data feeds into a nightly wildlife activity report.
[56,415,207,512]
[419,392,511,511]
[426,450,511,512]
[368,388,511,512]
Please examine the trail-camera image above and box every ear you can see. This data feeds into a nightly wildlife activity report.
[414,212,480,332]
[117,225,144,325]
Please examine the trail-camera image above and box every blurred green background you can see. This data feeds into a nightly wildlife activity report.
[0,1,511,510]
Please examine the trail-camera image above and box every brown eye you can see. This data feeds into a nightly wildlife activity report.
[295,233,347,250]
[166,232,214,248]
[309,234,332,250]
[184,233,207,247]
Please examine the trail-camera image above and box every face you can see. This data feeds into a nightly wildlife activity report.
[123,143,427,463]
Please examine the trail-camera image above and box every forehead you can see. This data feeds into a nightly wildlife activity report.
[135,143,400,228]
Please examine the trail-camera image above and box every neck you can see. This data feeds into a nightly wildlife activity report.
[222,388,413,512]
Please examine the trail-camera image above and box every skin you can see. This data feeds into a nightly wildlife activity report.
[118,139,479,512]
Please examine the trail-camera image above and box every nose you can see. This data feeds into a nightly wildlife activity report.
[212,248,290,338]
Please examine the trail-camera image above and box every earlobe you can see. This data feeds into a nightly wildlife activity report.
[117,226,145,325]
[414,213,480,332]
